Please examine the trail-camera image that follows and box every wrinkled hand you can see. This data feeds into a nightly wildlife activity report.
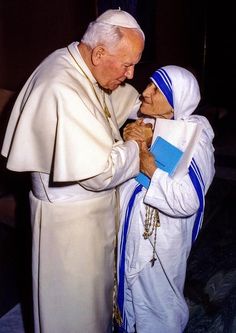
[123,119,153,147]
[140,142,157,179]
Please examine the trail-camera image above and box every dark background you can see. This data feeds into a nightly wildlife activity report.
[0,0,235,331]
[0,0,233,111]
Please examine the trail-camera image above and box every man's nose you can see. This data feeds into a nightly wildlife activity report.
[125,66,134,79]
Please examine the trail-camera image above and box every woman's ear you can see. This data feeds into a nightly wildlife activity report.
[91,46,106,65]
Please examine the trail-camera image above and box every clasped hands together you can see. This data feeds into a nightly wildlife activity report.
[123,119,157,179]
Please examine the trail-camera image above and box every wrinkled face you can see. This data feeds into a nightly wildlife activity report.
[92,29,144,91]
[140,82,174,119]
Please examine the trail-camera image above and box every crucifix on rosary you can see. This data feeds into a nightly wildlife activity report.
[143,205,160,267]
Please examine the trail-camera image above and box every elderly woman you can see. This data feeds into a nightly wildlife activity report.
[116,66,215,333]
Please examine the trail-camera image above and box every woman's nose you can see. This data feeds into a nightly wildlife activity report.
[142,86,151,98]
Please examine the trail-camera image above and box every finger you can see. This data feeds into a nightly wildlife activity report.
[135,118,144,125]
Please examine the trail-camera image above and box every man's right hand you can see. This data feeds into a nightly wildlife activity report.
[123,119,153,147]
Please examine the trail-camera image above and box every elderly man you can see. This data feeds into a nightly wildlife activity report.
[1,9,148,333]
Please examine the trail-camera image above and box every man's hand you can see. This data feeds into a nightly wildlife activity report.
[123,119,153,147]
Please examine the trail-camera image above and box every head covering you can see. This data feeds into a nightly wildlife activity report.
[96,9,142,30]
[150,68,174,109]
[150,65,201,120]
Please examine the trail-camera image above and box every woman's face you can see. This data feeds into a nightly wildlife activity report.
[140,82,173,119]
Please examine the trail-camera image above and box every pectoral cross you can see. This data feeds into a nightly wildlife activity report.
[150,257,157,267]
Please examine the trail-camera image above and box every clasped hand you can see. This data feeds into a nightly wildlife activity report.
[123,119,153,147]
[123,119,157,178]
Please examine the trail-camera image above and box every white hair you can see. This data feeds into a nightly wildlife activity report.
[81,9,145,50]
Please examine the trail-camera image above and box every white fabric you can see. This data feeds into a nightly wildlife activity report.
[152,118,203,180]
[2,42,141,182]
[162,65,201,120]
[95,9,142,30]
[117,66,215,333]
[1,42,141,333]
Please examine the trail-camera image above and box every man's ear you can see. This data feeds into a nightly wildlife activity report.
[91,46,106,65]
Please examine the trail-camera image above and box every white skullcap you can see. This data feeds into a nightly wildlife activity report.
[96,9,142,29]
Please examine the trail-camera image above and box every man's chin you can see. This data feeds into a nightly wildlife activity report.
[109,81,126,91]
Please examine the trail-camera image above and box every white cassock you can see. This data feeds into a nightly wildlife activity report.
[1,42,141,333]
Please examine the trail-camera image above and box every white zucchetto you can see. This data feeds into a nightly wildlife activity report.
[95,9,142,29]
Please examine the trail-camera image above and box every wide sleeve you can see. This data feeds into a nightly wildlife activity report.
[144,121,215,217]
[144,168,200,218]
[79,140,140,191]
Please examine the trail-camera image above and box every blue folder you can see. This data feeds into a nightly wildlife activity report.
[135,136,184,188]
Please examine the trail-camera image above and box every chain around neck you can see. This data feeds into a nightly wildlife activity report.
[67,46,111,120]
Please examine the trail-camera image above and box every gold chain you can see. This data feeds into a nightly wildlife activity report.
[67,46,111,120]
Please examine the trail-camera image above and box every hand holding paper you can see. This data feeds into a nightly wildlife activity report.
[135,118,202,188]
[136,136,184,188]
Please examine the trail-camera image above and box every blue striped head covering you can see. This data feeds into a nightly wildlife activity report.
[150,68,174,109]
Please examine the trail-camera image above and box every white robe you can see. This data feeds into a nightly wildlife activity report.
[117,116,215,333]
[117,66,215,333]
[1,42,141,333]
